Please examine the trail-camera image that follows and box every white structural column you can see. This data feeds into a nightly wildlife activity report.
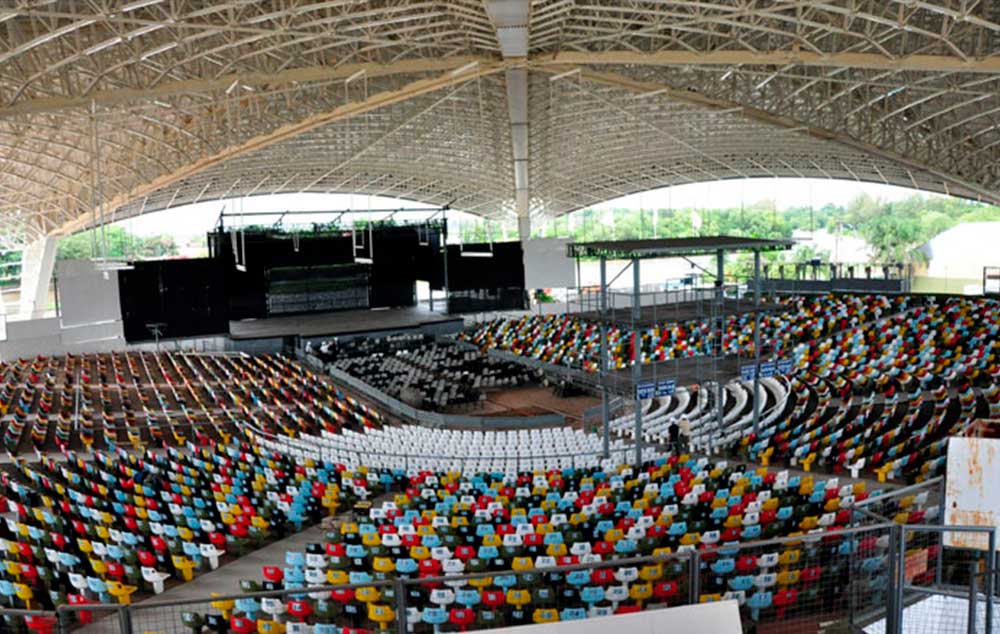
[485,0,531,240]
[19,235,58,317]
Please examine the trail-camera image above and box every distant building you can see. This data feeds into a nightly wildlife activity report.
[917,222,1000,280]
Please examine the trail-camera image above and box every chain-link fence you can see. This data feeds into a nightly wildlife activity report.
[2,519,996,634]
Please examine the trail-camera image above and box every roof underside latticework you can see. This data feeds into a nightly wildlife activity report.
[1,0,1000,248]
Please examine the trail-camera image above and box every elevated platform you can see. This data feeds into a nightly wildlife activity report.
[229,305,463,340]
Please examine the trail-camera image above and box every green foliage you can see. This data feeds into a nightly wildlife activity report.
[512,192,1000,268]
[57,226,178,261]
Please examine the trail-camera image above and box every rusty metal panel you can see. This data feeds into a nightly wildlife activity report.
[944,436,1000,550]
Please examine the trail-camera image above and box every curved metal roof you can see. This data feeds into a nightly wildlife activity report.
[1,1,999,247]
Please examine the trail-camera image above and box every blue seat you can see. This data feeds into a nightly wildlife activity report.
[476,525,495,537]
[494,575,517,590]
[614,539,637,554]
[422,535,441,548]
[580,586,605,605]
[345,544,368,559]
[561,608,587,620]
[478,546,499,560]
[711,559,735,575]
[349,571,373,584]
[286,552,306,568]
[742,525,762,540]
[422,607,448,627]
[395,559,418,575]
[567,570,590,587]
[728,576,754,592]
[543,532,563,545]
[455,588,480,607]
[748,591,773,620]
[235,598,260,617]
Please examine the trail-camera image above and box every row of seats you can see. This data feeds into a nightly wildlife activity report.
[313,335,535,412]
[460,295,911,372]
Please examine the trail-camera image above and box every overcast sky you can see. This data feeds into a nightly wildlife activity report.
[118,178,944,237]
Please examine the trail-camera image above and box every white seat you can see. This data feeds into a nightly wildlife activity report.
[141,567,170,594]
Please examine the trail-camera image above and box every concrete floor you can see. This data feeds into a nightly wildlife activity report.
[75,525,329,634]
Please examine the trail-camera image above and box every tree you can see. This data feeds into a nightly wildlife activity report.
[57,227,179,261]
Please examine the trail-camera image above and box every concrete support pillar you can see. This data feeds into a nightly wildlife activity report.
[19,235,58,317]
[517,215,531,241]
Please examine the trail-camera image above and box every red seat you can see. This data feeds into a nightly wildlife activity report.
[230,616,256,634]
[287,600,312,620]
[653,581,679,601]
[449,608,476,631]
[262,566,283,583]
[616,604,641,614]
[735,556,757,573]
[591,568,615,585]
[481,590,505,609]
[138,551,156,567]
[331,588,356,603]
[774,588,798,618]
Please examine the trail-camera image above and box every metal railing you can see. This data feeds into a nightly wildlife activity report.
[7,522,907,634]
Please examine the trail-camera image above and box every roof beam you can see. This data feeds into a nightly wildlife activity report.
[533,50,1000,74]
[543,64,1000,206]
[53,59,512,236]
[0,56,494,118]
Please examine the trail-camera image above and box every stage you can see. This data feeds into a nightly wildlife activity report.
[228,305,464,340]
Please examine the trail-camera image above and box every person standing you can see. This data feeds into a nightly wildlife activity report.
[679,416,692,453]
[668,420,680,454]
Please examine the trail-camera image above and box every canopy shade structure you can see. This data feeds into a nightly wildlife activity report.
[567,237,794,260]
[1,1,1000,249]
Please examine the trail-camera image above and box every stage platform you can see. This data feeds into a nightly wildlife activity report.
[229,305,463,340]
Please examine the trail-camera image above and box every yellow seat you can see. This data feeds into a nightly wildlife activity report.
[77,539,93,555]
[532,608,559,623]
[340,522,359,536]
[368,603,395,631]
[106,581,138,605]
[327,570,349,585]
[699,593,722,603]
[373,557,396,574]
[257,621,285,634]
[409,546,430,561]
[211,594,235,619]
[172,555,196,582]
[468,575,493,589]
[679,532,700,546]
[652,546,672,557]
[361,533,381,547]
[604,528,624,543]
[777,570,800,586]
[14,583,33,608]
[356,586,382,604]
[89,558,107,577]
[778,549,801,567]
[506,589,532,609]
[799,516,818,531]
[511,557,534,572]
[481,534,502,548]
[630,581,653,604]
[640,564,663,581]
[545,543,567,558]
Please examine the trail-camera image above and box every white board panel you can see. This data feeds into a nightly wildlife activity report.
[56,260,123,327]
[487,600,742,634]
[523,238,576,289]
[944,436,1000,550]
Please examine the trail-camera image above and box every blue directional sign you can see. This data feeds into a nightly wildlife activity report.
[759,362,776,378]
[655,379,677,397]
[777,359,794,375]
[636,381,656,401]
[740,365,757,382]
